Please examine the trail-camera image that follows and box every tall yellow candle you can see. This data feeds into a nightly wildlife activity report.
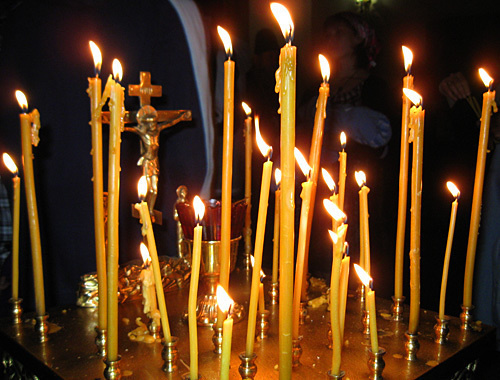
[404,88,425,334]
[217,26,235,328]
[272,169,281,284]
[439,182,460,320]
[139,243,159,328]
[135,177,172,343]
[339,252,350,341]
[355,171,371,280]
[87,41,107,331]
[338,132,347,212]
[106,60,124,361]
[395,46,414,300]
[271,4,296,377]
[322,168,339,232]
[463,69,498,308]
[292,148,313,340]
[189,196,205,380]
[355,264,379,353]
[245,117,273,357]
[242,102,253,261]
[3,154,20,300]
[217,285,234,380]
[16,90,45,317]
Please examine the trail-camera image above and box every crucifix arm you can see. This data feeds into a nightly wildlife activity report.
[158,110,192,131]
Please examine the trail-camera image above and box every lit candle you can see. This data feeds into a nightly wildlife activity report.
[217,26,235,328]
[16,90,45,317]
[394,46,414,300]
[339,245,350,341]
[245,117,273,357]
[271,4,296,376]
[242,102,253,261]
[404,88,425,334]
[218,285,235,380]
[355,264,379,354]
[355,171,371,280]
[135,177,172,344]
[292,147,313,340]
[259,271,266,312]
[106,59,124,361]
[463,69,498,308]
[139,243,159,329]
[189,196,205,380]
[3,154,20,300]
[322,168,339,230]
[87,41,107,332]
[338,132,347,212]
[439,182,460,320]
[272,168,281,284]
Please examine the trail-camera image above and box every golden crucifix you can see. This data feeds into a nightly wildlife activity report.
[101,72,191,224]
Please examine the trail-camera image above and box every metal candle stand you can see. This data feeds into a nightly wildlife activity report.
[9,298,23,325]
[95,327,107,357]
[104,356,121,380]
[238,352,257,380]
[161,336,179,373]
[34,314,49,343]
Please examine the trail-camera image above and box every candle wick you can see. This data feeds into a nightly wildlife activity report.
[267,147,273,161]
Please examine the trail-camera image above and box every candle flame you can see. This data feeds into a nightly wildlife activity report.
[479,68,493,88]
[255,116,272,159]
[318,54,330,83]
[250,254,255,268]
[403,88,422,107]
[193,195,206,222]
[354,263,372,287]
[340,131,346,149]
[2,153,18,175]
[337,223,348,240]
[294,148,311,178]
[112,59,123,82]
[270,3,294,43]
[15,90,28,111]
[140,242,151,264]
[446,181,460,199]
[402,46,413,73]
[138,176,148,200]
[328,229,338,244]
[242,101,252,116]
[217,285,234,314]
[322,168,336,192]
[275,168,281,186]
[355,171,366,188]
[217,26,233,57]
[323,199,346,222]
[89,41,102,75]
[260,269,266,281]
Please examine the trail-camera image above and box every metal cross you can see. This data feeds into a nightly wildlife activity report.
[128,72,162,108]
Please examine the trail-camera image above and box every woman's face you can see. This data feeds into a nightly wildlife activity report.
[322,20,363,62]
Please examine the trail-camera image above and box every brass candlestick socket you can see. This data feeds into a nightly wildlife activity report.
[242,250,252,271]
[161,336,179,373]
[269,282,279,304]
[35,314,49,343]
[181,374,206,380]
[292,337,303,367]
[326,370,345,379]
[212,324,224,354]
[327,322,332,349]
[95,327,107,358]
[238,352,257,380]
[9,298,23,324]
[148,318,160,340]
[257,310,270,339]
[460,304,474,331]
[357,284,366,303]
[299,301,308,325]
[104,355,121,380]
[434,316,451,344]
[391,296,405,321]
[362,309,370,335]
[404,332,419,361]
[368,347,386,380]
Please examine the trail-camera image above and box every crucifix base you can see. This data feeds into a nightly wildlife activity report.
[131,204,162,225]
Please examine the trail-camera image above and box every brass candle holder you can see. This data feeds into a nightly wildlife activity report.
[357,284,366,303]
[292,337,303,367]
[34,314,49,343]
[268,282,279,304]
[368,347,386,380]
[327,322,332,349]
[238,352,257,380]
[161,336,179,373]
[326,370,345,379]
[103,355,121,380]
[299,301,308,325]
[257,310,270,339]
[212,324,224,354]
[182,374,206,380]
[148,318,160,340]
[391,296,405,321]
[95,327,107,357]
[9,298,23,324]
[460,304,474,331]
[362,309,370,335]
[434,316,450,344]
[404,332,419,361]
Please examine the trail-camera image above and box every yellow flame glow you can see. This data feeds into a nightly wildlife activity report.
[242,102,252,116]
[294,148,311,178]
[15,90,28,111]
[217,26,233,57]
[355,171,366,188]
[193,195,206,221]
[112,59,123,82]
[328,229,338,244]
[479,68,493,88]
[270,3,294,41]
[319,54,330,82]
[2,153,18,175]
[217,285,234,314]
[138,176,148,200]
[322,168,336,192]
[340,131,346,148]
[275,168,281,186]
[354,263,372,287]
[402,46,413,73]
[255,116,272,158]
[403,88,422,107]
[140,242,151,264]
[323,199,346,222]
[446,181,460,199]
[89,41,102,73]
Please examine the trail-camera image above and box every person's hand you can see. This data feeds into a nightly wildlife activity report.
[439,72,471,107]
